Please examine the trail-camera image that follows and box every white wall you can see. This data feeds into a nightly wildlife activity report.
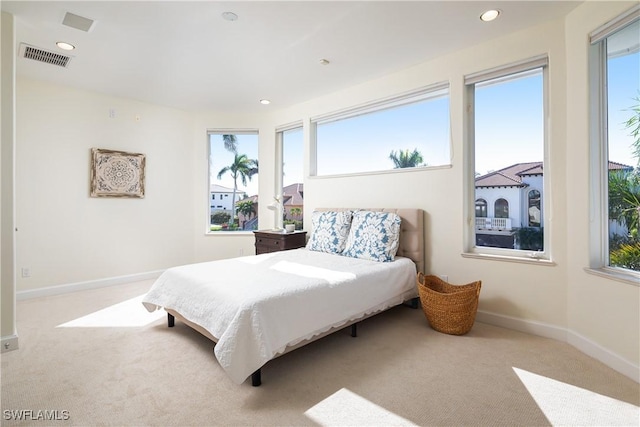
[1,11,17,349]
[15,78,196,291]
[565,2,640,376]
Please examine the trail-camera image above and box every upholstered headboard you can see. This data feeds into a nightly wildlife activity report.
[315,208,425,273]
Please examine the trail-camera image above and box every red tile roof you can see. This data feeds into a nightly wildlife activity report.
[282,183,304,206]
[608,161,634,171]
[475,161,634,187]
[475,162,542,188]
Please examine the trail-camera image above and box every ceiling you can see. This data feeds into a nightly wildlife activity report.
[2,1,582,113]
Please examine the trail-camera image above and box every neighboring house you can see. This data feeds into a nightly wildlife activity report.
[475,161,634,249]
[282,183,304,222]
[210,184,246,215]
[474,162,543,249]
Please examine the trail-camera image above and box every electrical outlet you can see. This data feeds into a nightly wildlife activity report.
[1,336,18,353]
[239,248,244,256]
[21,268,31,278]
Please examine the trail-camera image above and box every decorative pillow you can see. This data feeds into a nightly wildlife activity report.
[306,211,353,254]
[342,211,401,262]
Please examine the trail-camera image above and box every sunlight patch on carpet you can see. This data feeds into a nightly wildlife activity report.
[57,294,164,328]
[513,367,640,426]
[305,388,417,426]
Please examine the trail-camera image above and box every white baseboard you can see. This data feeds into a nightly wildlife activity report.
[567,329,640,383]
[476,310,639,383]
[16,270,164,300]
[1,334,19,353]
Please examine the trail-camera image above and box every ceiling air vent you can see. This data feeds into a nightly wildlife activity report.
[20,43,72,68]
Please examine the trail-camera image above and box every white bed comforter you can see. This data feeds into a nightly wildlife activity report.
[142,248,416,384]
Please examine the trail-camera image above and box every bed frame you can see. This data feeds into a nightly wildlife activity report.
[166,208,425,386]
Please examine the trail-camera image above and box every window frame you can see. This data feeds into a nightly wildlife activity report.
[475,199,488,218]
[587,6,640,283]
[463,55,552,263]
[310,82,451,178]
[495,198,509,219]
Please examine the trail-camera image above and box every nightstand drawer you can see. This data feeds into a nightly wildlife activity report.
[254,231,307,255]
[255,236,284,251]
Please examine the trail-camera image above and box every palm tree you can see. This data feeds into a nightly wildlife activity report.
[223,134,238,153]
[290,206,302,219]
[236,199,255,230]
[217,153,258,225]
[623,94,640,163]
[609,169,640,240]
[389,148,424,169]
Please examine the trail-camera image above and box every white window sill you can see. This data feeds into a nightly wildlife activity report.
[461,252,556,266]
[205,231,255,236]
[584,267,640,287]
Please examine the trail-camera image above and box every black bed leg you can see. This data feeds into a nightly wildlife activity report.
[167,313,175,327]
[251,369,262,387]
[351,323,358,337]
[410,297,419,309]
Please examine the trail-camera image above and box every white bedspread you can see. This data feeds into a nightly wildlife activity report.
[142,248,416,384]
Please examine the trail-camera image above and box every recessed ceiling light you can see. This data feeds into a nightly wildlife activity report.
[319,59,330,65]
[480,9,501,22]
[222,12,238,21]
[259,99,270,105]
[56,41,75,51]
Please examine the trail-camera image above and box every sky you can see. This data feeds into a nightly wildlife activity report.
[210,134,260,197]
[474,70,544,176]
[315,97,450,175]
[608,51,639,169]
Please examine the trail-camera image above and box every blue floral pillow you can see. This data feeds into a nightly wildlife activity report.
[342,211,401,262]
[306,211,353,254]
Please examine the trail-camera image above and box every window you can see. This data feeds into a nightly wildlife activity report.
[466,56,548,257]
[495,198,509,219]
[208,131,259,232]
[311,83,450,176]
[590,8,639,276]
[527,190,541,227]
[276,124,304,230]
[475,199,488,218]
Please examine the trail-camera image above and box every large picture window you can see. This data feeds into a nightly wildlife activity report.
[208,131,259,232]
[311,84,450,176]
[590,8,639,276]
[466,56,548,257]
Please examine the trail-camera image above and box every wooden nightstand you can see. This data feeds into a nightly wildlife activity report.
[253,230,307,255]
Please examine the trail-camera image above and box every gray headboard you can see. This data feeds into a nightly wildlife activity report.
[315,208,425,273]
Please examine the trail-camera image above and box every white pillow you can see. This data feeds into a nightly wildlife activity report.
[306,211,353,254]
[342,211,401,262]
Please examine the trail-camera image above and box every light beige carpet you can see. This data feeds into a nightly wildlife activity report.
[1,280,638,426]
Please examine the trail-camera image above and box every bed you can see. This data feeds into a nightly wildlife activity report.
[142,208,424,386]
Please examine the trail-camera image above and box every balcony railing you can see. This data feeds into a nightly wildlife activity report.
[475,217,512,231]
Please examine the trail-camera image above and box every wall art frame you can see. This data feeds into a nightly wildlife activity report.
[90,148,146,198]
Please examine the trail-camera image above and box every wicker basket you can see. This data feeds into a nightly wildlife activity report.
[416,272,481,335]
